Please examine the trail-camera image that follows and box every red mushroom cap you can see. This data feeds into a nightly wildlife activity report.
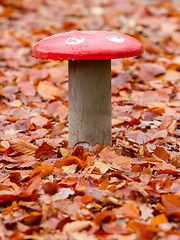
[33,31,143,60]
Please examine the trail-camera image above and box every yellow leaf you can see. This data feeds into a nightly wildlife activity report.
[62,164,78,174]
[8,99,22,107]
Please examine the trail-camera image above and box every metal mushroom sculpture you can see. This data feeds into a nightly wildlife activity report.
[33,31,143,147]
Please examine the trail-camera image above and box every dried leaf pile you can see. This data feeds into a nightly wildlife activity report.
[0,0,180,239]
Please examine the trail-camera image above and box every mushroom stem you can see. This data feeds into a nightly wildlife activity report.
[68,59,112,147]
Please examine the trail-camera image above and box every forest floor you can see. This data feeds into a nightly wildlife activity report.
[0,0,180,239]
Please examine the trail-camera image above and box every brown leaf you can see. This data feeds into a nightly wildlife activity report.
[85,187,108,202]
[113,202,140,219]
[30,115,48,127]
[153,162,177,174]
[111,156,135,170]
[41,218,60,231]
[21,177,41,197]
[42,180,57,195]
[70,232,97,240]
[94,162,109,173]
[137,63,165,82]
[98,146,119,160]
[37,81,60,100]
[23,212,42,226]
[15,119,30,130]
[93,210,116,224]
[9,139,38,154]
[52,188,75,201]
[102,222,129,234]
[63,220,98,233]
[91,144,108,154]
[170,151,180,168]
[35,143,57,160]
[30,128,49,140]
[16,222,30,233]
[159,115,173,130]
[154,146,169,161]
[167,120,177,133]
[139,205,154,220]
[163,70,180,84]
[125,130,167,145]
[18,81,36,97]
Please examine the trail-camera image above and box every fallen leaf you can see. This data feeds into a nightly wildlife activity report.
[113,202,140,219]
[18,81,36,96]
[63,220,98,233]
[137,63,166,82]
[22,177,41,196]
[163,70,180,84]
[153,146,169,161]
[139,205,154,221]
[8,99,22,107]
[9,139,38,154]
[35,143,57,160]
[37,81,60,100]
[52,188,75,201]
[161,194,180,216]
[148,214,168,232]
[23,212,42,226]
[30,115,48,127]
[94,162,109,173]
[102,221,129,234]
[41,218,60,231]
[70,232,97,240]
[159,115,173,130]
[30,165,54,178]
[55,156,87,170]
[167,120,177,134]
[62,164,78,174]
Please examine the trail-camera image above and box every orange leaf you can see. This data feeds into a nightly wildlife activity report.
[127,221,154,240]
[114,202,140,219]
[81,195,94,204]
[99,177,109,190]
[0,145,7,152]
[148,214,168,232]
[55,156,87,170]
[30,165,54,178]
[148,107,165,116]
[153,146,169,161]
[93,210,116,224]
[161,194,180,216]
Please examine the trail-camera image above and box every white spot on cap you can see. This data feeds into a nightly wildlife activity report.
[106,36,125,43]
[66,37,85,45]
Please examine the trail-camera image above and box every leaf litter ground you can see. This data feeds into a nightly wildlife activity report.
[0,0,180,239]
